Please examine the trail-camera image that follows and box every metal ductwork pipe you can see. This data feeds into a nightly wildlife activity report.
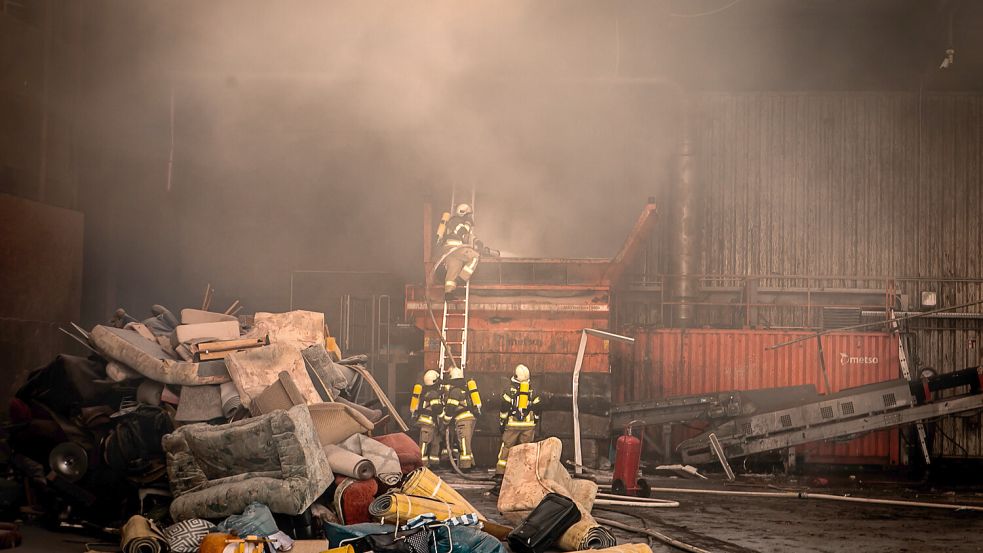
[669,105,701,326]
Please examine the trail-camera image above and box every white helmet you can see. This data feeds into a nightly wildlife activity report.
[449,367,464,379]
[456,203,472,217]
[514,364,530,382]
[423,370,439,386]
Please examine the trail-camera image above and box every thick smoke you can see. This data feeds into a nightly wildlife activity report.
[79,0,681,317]
[81,0,962,318]
[170,1,670,253]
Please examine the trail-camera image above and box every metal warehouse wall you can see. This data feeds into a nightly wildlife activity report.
[630,92,982,284]
[697,92,981,280]
[621,91,983,458]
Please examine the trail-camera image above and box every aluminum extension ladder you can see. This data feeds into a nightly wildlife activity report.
[437,280,470,377]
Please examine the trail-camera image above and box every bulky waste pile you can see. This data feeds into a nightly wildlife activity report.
[3,303,656,553]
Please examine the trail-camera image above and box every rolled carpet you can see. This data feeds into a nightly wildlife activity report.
[220,381,242,418]
[557,516,617,551]
[120,515,166,553]
[334,476,379,525]
[338,434,402,485]
[323,444,376,480]
[569,545,652,553]
[401,467,483,518]
[368,492,476,523]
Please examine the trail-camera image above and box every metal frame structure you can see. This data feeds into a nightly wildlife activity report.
[679,366,983,465]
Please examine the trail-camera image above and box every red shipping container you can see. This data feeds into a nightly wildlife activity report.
[616,329,903,466]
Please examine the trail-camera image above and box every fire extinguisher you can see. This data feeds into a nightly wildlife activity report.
[612,420,650,497]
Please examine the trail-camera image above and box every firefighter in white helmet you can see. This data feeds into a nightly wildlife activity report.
[435,203,480,298]
[440,366,482,469]
[409,369,444,466]
[496,364,541,476]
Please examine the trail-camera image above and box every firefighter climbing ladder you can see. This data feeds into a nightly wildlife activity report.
[437,185,475,377]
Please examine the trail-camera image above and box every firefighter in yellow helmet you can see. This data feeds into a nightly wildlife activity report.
[409,369,444,466]
[496,364,541,476]
[435,203,480,297]
[440,366,482,469]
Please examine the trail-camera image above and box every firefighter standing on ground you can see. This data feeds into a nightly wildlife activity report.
[435,203,480,297]
[409,370,444,466]
[496,364,541,475]
[441,367,482,469]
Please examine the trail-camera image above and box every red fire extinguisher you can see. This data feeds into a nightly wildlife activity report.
[612,420,650,497]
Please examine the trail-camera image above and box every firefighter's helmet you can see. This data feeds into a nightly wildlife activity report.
[514,364,530,382]
[456,203,473,217]
[449,367,464,379]
[423,370,439,386]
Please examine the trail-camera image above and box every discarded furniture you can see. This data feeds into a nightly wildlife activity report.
[163,404,332,520]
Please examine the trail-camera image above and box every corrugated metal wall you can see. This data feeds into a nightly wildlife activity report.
[616,330,902,465]
[628,92,982,283]
[620,92,983,458]
[697,92,982,280]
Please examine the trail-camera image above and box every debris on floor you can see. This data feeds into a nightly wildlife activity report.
[3,302,424,551]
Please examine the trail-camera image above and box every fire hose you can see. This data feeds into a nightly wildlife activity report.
[630,486,983,512]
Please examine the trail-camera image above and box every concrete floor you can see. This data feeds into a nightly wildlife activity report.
[10,471,983,553]
[445,470,983,553]
[12,524,107,553]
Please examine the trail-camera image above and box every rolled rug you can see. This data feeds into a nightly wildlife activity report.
[368,492,476,523]
[220,381,242,418]
[401,467,483,518]
[557,515,617,551]
[334,476,379,524]
[120,515,166,553]
[570,545,652,553]
[338,434,401,485]
[323,444,376,480]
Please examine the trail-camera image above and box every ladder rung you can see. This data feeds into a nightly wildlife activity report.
[446,341,463,345]
[444,313,466,316]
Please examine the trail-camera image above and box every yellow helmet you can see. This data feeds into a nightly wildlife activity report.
[449,367,464,379]
[456,203,473,217]
[423,370,439,386]
[514,364,530,382]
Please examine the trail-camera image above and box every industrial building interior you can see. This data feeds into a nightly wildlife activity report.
[2,1,983,552]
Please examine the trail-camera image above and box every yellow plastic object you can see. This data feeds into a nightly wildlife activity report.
[400,467,483,518]
[435,211,450,242]
[467,379,482,409]
[517,381,530,411]
[326,546,355,553]
[409,383,422,414]
[324,336,343,360]
[368,492,475,523]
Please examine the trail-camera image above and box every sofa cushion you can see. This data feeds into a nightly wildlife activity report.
[184,415,282,480]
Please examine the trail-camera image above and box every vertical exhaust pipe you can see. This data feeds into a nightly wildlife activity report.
[670,104,701,327]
